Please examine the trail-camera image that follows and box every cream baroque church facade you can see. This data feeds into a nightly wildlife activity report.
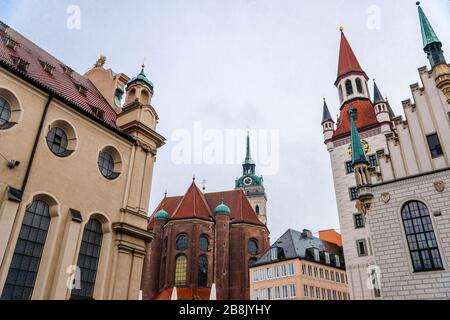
[322,4,450,300]
[0,21,165,300]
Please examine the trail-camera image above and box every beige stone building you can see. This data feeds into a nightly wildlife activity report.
[0,21,165,300]
[250,229,349,300]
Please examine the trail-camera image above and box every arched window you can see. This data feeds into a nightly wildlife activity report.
[338,85,344,102]
[255,205,260,216]
[198,255,208,287]
[199,235,209,252]
[248,239,259,256]
[71,219,103,300]
[1,200,51,300]
[356,78,363,94]
[0,96,11,126]
[402,201,443,272]
[176,234,189,251]
[175,255,188,286]
[345,80,353,96]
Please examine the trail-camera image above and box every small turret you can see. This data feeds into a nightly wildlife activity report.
[321,99,335,151]
[214,200,230,300]
[373,81,393,134]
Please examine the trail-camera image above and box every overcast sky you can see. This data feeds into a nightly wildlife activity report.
[1,0,449,242]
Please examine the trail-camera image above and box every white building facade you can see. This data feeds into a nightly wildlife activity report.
[322,4,450,300]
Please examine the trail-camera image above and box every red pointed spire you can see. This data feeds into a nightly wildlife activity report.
[335,31,368,85]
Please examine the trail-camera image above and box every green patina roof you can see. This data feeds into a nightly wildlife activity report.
[349,108,368,166]
[243,132,255,165]
[417,4,440,49]
[154,209,170,221]
[127,67,154,89]
[214,203,231,215]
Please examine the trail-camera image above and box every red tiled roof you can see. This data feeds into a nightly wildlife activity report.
[0,22,119,128]
[335,32,368,85]
[333,99,379,138]
[152,287,224,300]
[148,183,265,229]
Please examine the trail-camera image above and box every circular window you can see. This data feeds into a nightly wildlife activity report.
[97,146,122,180]
[248,239,258,256]
[46,127,71,156]
[199,235,209,252]
[0,96,11,126]
[176,234,189,251]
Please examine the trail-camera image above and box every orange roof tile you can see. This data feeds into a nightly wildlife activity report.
[333,99,379,138]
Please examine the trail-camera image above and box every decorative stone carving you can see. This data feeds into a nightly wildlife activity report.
[381,192,391,204]
[434,181,445,193]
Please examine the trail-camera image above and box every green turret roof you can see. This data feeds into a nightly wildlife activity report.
[127,65,154,89]
[154,209,170,221]
[417,3,441,49]
[349,108,368,166]
[214,203,231,215]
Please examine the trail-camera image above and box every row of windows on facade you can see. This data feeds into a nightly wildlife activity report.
[0,200,103,300]
[253,284,297,300]
[173,234,260,256]
[353,201,444,273]
[269,247,343,268]
[301,264,348,284]
[251,263,295,283]
[303,285,350,301]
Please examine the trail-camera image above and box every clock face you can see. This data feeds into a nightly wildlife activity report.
[244,177,253,186]
[348,140,370,157]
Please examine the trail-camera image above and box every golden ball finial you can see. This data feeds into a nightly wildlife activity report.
[141,63,145,70]
[339,25,344,32]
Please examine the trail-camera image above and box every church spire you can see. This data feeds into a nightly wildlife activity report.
[321,99,334,124]
[349,108,368,166]
[335,29,368,85]
[244,131,255,166]
[373,80,385,104]
[417,2,446,68]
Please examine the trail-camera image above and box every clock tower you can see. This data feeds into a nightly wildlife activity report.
[235,132,267,225]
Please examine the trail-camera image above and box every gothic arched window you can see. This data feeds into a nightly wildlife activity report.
[402,201,443,272]
[199,235,209,252]
[255,205,260,216]
[175,255,188,286]
[198,255,208,287]
[71,219,103,300]
[248,239,259,256]
[176,234,189,251]
[356,78,363,94]
[338,85,344,102]
[1,200,51,300]
[345,80,353,96]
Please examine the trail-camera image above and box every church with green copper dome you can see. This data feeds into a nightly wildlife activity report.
[235,132,267,226]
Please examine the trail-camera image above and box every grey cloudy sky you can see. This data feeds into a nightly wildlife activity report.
[1,0,449,241]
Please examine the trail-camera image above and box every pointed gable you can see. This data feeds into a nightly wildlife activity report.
[171,182,213,221]
[335,32,368,85]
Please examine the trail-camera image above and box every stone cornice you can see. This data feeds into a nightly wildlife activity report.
[112,222,154,242]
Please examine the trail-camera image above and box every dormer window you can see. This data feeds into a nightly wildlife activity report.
[313,248,320,262]
[61,65,74,77]
[5,37,18,51]
[324,252,330,265]
[74,83,87,96]
[90,105,105,120]
[0,21,8,33]
[39,60,55,75]
[10,56,29,72]
[271,247,278,261]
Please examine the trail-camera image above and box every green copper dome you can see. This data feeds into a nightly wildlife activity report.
[127,66,154,90]
[214,203,231,215]
[154,209,170,221]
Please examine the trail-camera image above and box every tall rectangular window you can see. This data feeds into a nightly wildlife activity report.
[275,287,281,299]
[354,213,365,229]
[270,247,278,261]
[356,239,368,257]
[290,284,297,298]
[303,285,308,297]
[282,285,288,299]
[281,265,287,277]
[368,154,378,167]
[288,263,295,276]
[349,187,359,201]
[345,161,354,174]
[426,134,443,158]
[301,264,306,275]
[274,265,279,278]
[1,201,51,300]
